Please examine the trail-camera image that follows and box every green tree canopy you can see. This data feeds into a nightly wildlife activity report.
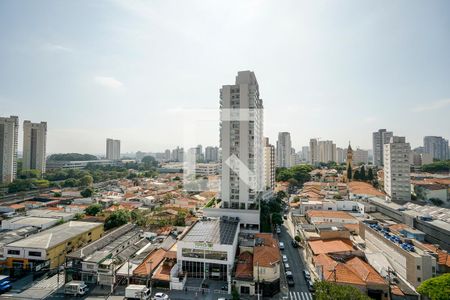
[314,281,371,300]
[48,153,98,161]
[421,160,450,173]
[85,203,103,216]
[360,165,366,180]
[18,169,41,179]
[104,210,131,230]
[141,156,159,169]
[417,273,450,300]
[80,187,94,198]
[272,212,283,225]
[367,168,374,181]
[347,164,353,181]
[79,175,94,187]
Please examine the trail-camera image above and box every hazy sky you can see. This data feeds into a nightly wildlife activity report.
[1,0,449,154]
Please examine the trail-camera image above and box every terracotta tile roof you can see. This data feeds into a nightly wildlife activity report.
[133,249,167,276]
[388,223,409,233]
[307,210,356,220]
[235,251,253,279]
[391,285,404,296]
[343,224,359,232]
[314,254,385,286]
[9,204,25,210]
[348,181,385,196]
[254,233,280,267]
[308,239,354,255]
[422,244,450,267]
[152,263,172,281]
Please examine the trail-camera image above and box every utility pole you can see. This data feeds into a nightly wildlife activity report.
[257,262,260,300]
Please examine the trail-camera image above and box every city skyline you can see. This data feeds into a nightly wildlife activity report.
[2,0,450,153]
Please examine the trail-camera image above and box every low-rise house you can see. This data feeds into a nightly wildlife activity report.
[252,233,281,297]
[306,210,359,225]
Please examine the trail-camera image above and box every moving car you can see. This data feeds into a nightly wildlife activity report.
[64,281,88,297]
[284,263,290,271]
[0,276,11,295]
[279,242,285,250]
[282,255,288,262]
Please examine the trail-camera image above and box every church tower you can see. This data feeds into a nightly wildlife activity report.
[346,142,353,169]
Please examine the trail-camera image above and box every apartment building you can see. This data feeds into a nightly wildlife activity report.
[106,138,121,160]
[424,136,449,161]
[372,129,393,166]
[22,121,47,174]
[263,137,275,190]
[383,136,411,203]
[276,132,292,168]
[205,146,219,162]
[0,116,19,184]
[309,139,319,165]
[318,140,336,163]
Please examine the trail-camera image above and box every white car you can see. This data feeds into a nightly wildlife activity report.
[153,292,169,300]
[279,242,285,250]
[282,255,288,262]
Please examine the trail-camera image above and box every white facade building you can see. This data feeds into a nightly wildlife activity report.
[210,71,263,230]
[0,116,19,184]
[318,140,336,163]
[263,137,275,190]
[424,136,449,161]
[353,148,369,165]
[372,129,393,166]
[23,121,47,174]
[106,138,120,160]
[205,146,219,162]
[276,132,292,168]
[384,136,411,203]
[301,146,310,163]
[336,147,346,164]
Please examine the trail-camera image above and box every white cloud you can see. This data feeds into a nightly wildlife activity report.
[413,99,450,112]
[41,43,73,53]
[93,76,124,89]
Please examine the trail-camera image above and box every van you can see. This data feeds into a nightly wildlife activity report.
[64,281,88,296]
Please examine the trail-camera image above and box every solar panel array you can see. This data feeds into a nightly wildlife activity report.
[182,217,239,245]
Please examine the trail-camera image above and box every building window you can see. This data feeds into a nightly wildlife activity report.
[28,251,41,257]
[88,232,92,236]
[417,277,421,282]
[7,250,20,255]
[417,265,420,270]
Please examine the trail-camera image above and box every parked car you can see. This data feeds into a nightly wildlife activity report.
[282,255,288,262]
[221,283,228,291]
[276,227,281,234]
[291,240,299,248]
[307,280,315,292]
[286,271,295,287]
[303,270,311,280]
[154,292,170,300]
[283,214,288,220]
[279,242,285,250]
[284,263,290,271]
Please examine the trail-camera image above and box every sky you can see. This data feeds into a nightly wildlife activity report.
[1,0,449,154]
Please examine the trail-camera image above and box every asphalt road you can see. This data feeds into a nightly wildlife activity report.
[278,218,313,300]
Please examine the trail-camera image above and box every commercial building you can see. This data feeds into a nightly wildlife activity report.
[0,116,19,184]
[1,216,59,230]
[423,136,449,161]
[4,221,103,273]
[106,138,121,160]
[207,71,263,230]
[276,132,292,168]
[372,129,393,166]
[46,159,114,170]
[205,146,219,162]
[195,163,220,176]
[23,121,47,174]
[177,217,240,292]
[361,221,436,288]
[306,210,359,225]
[383,136,411,203]
[263,137,275,190]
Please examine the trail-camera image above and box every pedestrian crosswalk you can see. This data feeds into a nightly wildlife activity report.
[289,291,313,300]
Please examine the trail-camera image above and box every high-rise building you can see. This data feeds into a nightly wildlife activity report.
[213,71,263,230]
[0,116,19,184]
[372,129,393,166]
[384,136,411,203]
[106,138,121,160]
[194,144,204,162]
[309,139,319,165]
[353,148,369,165]
[171,146,184,162]
[205,146,219,162]
[424,136,449,161]
[318,140,336,163]
[263,137,275,190]
[164,149,171,161]
[276,132,292,168]
[23,121,47,174]
[336,147,346,164]
[301,146,310,162]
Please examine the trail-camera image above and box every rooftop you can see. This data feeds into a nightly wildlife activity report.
[133,248,167,276]
[7,221,102,250]
[235,251,253,279]
[3,216,57,227]
[307,210,356,220]
[348,181,385,197]
[308,239,354,255]
[253,233,280,267]
[181,217,239,245]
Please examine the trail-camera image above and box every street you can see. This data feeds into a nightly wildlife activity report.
[278,215,313,300]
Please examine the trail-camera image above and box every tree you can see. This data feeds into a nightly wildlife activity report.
[74,213,85,220]
[314,281,372,300]
[18,169,41,179]
[231,286,240,300]
[417,273,450,300]
[63,178,79,187]
[174,211,186,226]
[48,153,98,161]
[272,212,283,225]
[347,164,353,181]
[104,210,131,230]
[85,203,103,216]
[360,165,366,180]
[80,188,94,198]
[354,170,360,180]
[421,160,450,173]
[276,191,287,201]
[294,235,301,242]
[367,168,374,181]
[79,175,94,187]
[53,192,62,197]
[8,179,34,193]
[142,156,158,169]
